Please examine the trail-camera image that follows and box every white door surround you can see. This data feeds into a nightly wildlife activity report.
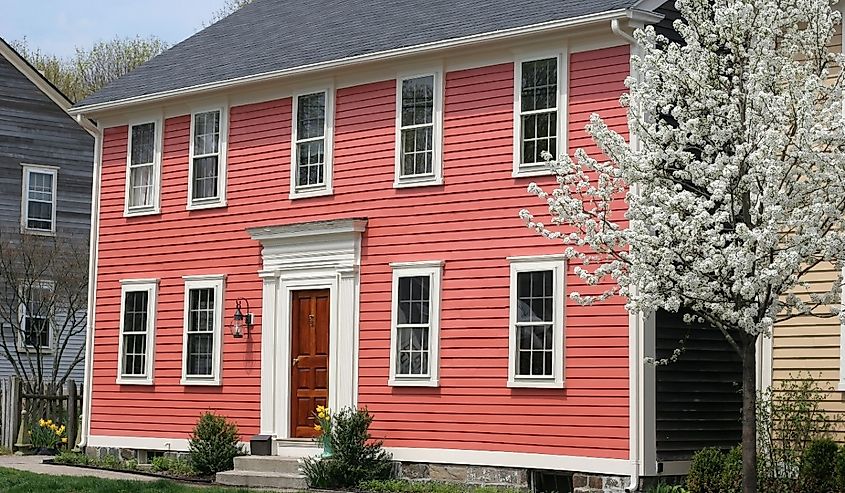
[248,218,366,450]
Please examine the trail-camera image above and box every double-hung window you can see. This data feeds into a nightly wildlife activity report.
[126,121,161,215]
[508,256,565,388]
[17,281,54,351]
[395,73,443,187]
[188,108,227,209]
[182,275,224,385]
[291,90,333,198]
[514,55,564,176]
[21,165,57,234]
[117,279,158,384]
[389,261,443,386]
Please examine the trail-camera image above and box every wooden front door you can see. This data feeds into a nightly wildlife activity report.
[290,289,330,438]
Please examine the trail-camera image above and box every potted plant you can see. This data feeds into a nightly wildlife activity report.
[313,405,332,458]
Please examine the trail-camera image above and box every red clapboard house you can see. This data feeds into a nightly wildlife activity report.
[68,1,743,491]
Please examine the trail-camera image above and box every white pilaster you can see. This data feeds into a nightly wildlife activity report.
[258,270,280,435]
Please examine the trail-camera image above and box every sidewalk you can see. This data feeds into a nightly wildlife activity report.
[0,454,156,481]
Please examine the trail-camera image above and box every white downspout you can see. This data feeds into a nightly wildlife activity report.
[77,117,102,450]
[611,18,641,492]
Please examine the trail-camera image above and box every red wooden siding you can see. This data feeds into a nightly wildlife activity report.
[91,45,630,458]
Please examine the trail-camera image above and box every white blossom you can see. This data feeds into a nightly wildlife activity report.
[522,0,845,345]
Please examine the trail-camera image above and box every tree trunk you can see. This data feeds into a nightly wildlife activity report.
[742,339,758,493]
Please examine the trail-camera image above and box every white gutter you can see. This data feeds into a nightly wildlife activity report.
[69,9,660,117]
[611,17,641,493]
[78,120,103,450]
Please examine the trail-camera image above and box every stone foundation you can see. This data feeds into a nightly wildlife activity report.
[572,473,631,493]
[398,462,529,489]
[84,446,189,463]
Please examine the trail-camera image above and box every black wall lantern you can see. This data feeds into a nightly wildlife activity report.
[231,298,254,338]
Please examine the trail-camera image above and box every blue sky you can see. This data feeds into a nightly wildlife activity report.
[1,1,230,58]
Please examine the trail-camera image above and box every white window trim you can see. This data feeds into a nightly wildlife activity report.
[187,106,229,210]
[16,280,55,353]
[116,279,158,385]
[394,70,444,188]
[20,164,58,235]
[388,260,443,387]
[839,266,845,391]
[124,118,163,217]
[507,255,566,388]
[290,87,334,199]
[512,47,569,178]
[181,274,225,386]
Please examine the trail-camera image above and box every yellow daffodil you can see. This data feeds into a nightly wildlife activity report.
[38,419,45,427]
[46,419,52,426]
[61,437,68,444]
[55,429,62,436]
[59,425,65,433]
[314,424,322,432]
[325,415,330,421]
[316,405,325,413]
[318,412,325,419]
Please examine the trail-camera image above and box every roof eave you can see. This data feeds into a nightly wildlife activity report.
[70,8,655,117]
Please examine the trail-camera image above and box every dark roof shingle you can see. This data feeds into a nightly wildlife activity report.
[74,0,638,108]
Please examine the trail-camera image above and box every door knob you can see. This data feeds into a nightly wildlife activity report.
[292,356,301,367]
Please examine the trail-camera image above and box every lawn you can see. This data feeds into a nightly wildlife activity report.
[0,467,259,493]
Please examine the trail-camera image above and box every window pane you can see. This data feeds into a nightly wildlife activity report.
[516,271,554,323]
[193,111,220,156]
[396,327,429,376]
[296,139,325,187]
[128,164,155,208]
[521,58,557,112]
[24,317,49,348]
[123,291,149,333]
[28,172,53,202]
[188,333,213,376]
[122,334,147,375]
[297,93,326,140]
[192,156,219,200]
[397,276,430,325]
[131,123,155,165]
[401,76,434,127]
[516,324,554,377]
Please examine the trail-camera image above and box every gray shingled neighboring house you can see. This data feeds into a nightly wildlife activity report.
[0,37,95,387]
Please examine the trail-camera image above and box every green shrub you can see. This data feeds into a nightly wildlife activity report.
[358,479,522,493]
[719,446,742,493]
[798,438,838,493]
[100,454,123,470]
[150,456,195,477]
[188,411,245,476]
[686,447,726,493]
[645,484,689,493]
[302,406,394,488]
[835,447,845,493]
[53,451,90,466]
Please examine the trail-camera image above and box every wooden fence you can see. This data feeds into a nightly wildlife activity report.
[0,377,82,450]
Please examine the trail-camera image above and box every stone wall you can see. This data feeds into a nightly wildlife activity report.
[398,462,529,489]
[572,473,631,493]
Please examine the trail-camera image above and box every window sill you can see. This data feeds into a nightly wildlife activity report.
[124,207,160,218]
[512,166,553,179]
[181,377,221,386]
[837,381,845,392]
[16,347,53,355]
[389,377,439,388]
[507,378,564,389]
[21,228,56,237]
[289,187,333,200]
[187,199,227,211]
[393,176,443,189]
[116,376,153,386]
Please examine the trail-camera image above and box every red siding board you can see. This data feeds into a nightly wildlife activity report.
[91,47,631,459]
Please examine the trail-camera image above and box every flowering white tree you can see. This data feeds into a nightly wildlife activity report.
[521,1,845,491]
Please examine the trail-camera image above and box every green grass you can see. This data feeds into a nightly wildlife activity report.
[359,479,524,493]
[0,467,260,493]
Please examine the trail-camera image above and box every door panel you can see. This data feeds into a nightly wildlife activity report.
[290,289,330,438]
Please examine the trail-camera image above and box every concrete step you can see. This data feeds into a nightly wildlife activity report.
[234,456,302,475]
[216,470,308,490]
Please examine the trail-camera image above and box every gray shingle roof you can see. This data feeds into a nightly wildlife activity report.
[74,0,639,109]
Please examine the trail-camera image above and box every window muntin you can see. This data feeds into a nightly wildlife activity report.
[191,110,222,202]
[23,167,56,233]
[121,290,150,376]
[515,270,554,377]
[181,275,224,385]
[128,122,157,210]
[295,92,327,190]
[520,58,558,166]
[19,282,52,350]
[399,76,435,178]
[186,287,215,377]
[118,280,157,384]
[396,275,431,376]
